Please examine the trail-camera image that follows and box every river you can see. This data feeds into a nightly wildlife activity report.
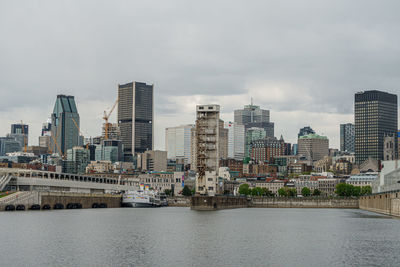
[0,208,399,266]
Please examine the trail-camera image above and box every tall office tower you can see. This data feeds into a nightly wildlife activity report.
[10,123,29,149]
[355,90,398,164]
[219,119,228,159]
[165,124,194,165]
[50,95,80,156]
[340,123,355,152]
[195,104,220,196]
[224,121,245,160]
[298,126,315,139]
[234,103,274,137]
[0,137,21,156]
[118,81,153,161]
[298,133,329,162]
[245,127,267,158]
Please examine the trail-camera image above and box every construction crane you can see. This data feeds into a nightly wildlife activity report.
[103,98,118,140]
[20,121,27,153]
[71,117,89,149]
[50,133,64,159]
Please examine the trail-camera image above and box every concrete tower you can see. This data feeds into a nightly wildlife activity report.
[195,104,220,196]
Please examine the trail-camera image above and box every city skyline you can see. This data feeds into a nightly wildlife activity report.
[2,1,400,150]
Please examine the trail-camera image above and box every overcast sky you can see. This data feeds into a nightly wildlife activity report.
[1,0,400,150]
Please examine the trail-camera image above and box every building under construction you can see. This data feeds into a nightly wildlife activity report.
[195,104,220,196]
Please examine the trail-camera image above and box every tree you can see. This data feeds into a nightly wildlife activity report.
[239,184,251,196]
[301,187,311,197]
[336,183,350,197]
[313,189,321,196]
[287,188,297,197]
[164,189,172,196]
[251,187,263,196]
[262,187,274,197]
[182,185,192,196]
[361,186,372,196]
[278,188,287,197]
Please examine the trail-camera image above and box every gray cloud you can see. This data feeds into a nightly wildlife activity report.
[1,0,400,149]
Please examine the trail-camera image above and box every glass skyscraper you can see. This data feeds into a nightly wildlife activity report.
[234,103,274,137]
[50,95,80,156]
[355,90,398,164]
[118,81,153,161]
[340,123,355,152]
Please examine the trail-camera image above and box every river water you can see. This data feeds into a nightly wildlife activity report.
[0,208,399,266]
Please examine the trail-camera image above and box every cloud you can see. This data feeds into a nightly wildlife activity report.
[1,0,399,151]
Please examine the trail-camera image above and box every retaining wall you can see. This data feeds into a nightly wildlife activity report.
[360,192,400,216]
[251,197,359,208]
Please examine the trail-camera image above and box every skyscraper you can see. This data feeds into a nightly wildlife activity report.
[234,103,274,137]
[224,121,245,160]
[298,133,329,162]
[50,95,80,156]
[118,81,153,161]
[165,124,194,165]
[10,123,28,150]
[340,123,355,152]
[355,90,398,164]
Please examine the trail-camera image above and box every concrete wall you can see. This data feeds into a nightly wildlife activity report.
[191,196,359,210]
[251,197,359,208]
[167,196,191,207]
[191,196,249,210]
[360,192,400,216]
[40,192,122,209]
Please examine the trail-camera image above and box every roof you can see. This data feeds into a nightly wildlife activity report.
[299,133,328,140]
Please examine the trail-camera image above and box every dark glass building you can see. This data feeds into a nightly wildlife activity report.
[50,95,80,156]
[234,103,274,138]
[355,90,398,164]
[118,81,153,161]
[298,126,315,139]
[340,123,355,152]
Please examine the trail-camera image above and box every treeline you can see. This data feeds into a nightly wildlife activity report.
[335,183,372,197]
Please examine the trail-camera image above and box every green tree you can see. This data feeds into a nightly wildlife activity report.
[352,186,361,197]
[313,189,321,196]
[251,187,263,196]
[164,189,172,196]
[301,187,311,197]
[361,186,372,196]
[278,187,287,197]
[262,187,273,197]
[182,185,192,196]
[239,184,251,196]
[287,188,297,197]
[336,183,350,197]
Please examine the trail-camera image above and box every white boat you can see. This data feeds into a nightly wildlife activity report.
[122,190,161,208]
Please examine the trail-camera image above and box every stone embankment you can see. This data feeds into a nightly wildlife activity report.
[360,192,400,217]
[167,196,191,207]
[191,196,360,210]
[0,191,122,210]
[251,197,359,208]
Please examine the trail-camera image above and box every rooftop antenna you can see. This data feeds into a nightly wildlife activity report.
[251,96,253,106]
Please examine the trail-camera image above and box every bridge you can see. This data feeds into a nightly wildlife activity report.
[0,168,139,194]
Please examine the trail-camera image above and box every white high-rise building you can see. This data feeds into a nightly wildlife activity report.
[165,124,194,165]
[225,122,245,160]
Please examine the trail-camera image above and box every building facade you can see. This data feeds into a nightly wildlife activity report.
[165,124,194,165]
[118,81,154,161]
[355,90,398,164]
[298,133,329,162]
[340,123,355,152]
[225,121,245,161]
[234,103,274,138]
[195,104,220,195]
[250,137,285,164]
[137,150,167,172]
[245,127,266,158]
